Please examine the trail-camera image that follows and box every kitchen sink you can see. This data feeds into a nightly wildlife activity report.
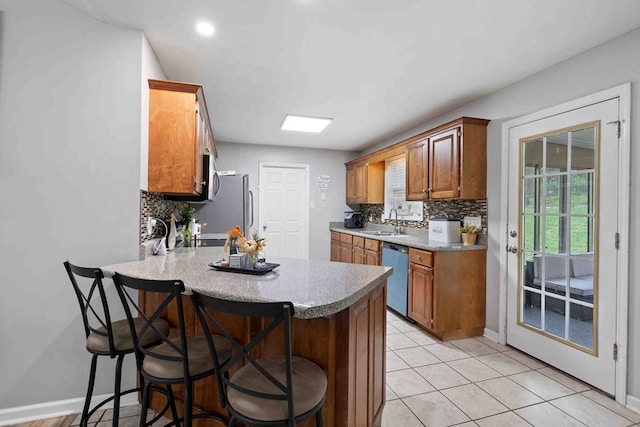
[360,231,409,237]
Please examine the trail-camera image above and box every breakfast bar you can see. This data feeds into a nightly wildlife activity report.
[102,247,392,427]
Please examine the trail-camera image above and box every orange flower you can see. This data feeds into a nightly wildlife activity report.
[226,225,243,238]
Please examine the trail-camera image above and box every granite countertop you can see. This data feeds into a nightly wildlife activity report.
[101,247,392,319]
[330,225,486,251]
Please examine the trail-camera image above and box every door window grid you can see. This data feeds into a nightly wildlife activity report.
[519,125,596,351]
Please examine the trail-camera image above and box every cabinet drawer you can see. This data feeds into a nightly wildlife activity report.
[365,239,380,252]
[331,231,340,241]
[409,248,433,267]
[353,236,365,248]
[340,234,353,244]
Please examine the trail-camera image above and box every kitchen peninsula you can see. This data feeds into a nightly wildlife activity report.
[102,247,392,427]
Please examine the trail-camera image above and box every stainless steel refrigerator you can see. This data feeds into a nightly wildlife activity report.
[195,173,253,246]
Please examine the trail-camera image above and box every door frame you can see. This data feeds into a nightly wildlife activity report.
[498,83,631,403]
[258,162,311,259]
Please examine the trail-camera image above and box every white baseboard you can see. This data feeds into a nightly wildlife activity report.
[483,328,501,343]
[0,394,138,426]
[627,394,640,415]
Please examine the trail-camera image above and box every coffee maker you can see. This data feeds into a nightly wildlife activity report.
[344,211,364,228]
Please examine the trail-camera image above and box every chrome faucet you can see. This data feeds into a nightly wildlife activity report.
[388,208,400,234]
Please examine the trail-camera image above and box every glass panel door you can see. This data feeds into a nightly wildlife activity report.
[520,125,596,351]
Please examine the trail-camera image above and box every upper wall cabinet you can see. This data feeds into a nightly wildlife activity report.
[147,79,216,196]
[406,117,489,200]
[405,136,429,200]
[345,158,384,204]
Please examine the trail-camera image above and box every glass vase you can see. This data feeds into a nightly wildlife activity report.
[183,224,193,246]
[247,252,257,268]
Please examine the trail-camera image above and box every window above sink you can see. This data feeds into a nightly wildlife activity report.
[384,155,423,222]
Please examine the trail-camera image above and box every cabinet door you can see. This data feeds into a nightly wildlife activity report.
[339,243,353,263]
[365,250,380,266]
[353,247,366,265]
[369,284,386,423]
[349,284,386,426]
[408,262,433,329]
[405,137,429,201]
[354,160,367,203]
[149,88,202,195]
[331,238,340,262]
[346,163,357,204]
[429,128,460,199]
[196,99,215,156]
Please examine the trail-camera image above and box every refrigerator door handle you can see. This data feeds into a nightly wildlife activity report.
[248,190,254,227]
[213,171,221,197]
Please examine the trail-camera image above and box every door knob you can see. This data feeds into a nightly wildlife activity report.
[509,230,518,237]
[506,245,518,253]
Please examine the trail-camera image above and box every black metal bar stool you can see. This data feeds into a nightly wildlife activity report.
[113,273,232,427]
[192,292,327,427]
[64,261,170,426]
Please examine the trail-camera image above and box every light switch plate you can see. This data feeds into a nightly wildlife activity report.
[463,216,481,227]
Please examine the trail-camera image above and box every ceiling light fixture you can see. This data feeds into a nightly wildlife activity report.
[280,114,332,133]
[196,22,215,37]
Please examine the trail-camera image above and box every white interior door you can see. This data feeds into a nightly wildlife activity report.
[506,98,620,394]
[258,163,310,259]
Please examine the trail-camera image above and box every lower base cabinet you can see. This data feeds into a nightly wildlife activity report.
[409,248,486,340]
[139,283,387,427]
[331,231,381,266]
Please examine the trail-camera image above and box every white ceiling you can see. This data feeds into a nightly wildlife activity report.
[61,0,640,151]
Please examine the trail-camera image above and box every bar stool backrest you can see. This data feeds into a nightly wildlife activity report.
[192,293,297,423]
[112,273,188,369]
[64,261,117,357]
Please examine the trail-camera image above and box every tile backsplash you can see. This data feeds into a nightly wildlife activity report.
[140,191,190,243]
[359,199,487,230]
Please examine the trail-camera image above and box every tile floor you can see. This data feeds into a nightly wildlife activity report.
[382,310,640,427]
[10,310,640,427]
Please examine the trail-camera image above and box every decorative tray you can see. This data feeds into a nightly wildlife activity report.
[208,261,280,275]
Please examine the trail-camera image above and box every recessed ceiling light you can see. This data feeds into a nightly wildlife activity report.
[196,22,215,37]
[280,114,332,133]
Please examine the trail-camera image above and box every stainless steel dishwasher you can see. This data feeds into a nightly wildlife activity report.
[381,242,411,320]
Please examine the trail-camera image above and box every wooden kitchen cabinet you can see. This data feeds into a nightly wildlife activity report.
[331,231,354,263]
[331,232,380,266]
[364,238,381,266]
[408,247,486,340]
[330,232,340,262]
[148,79,215,196]
[405,136,429,200]
[406,117,489,201]
[353,236,366,264]
[340,284,386,426]
[345,158,384,204]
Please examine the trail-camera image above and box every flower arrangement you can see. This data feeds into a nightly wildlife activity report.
[457,224,484,235]
[223,226,267,266]
[238,229,267,257]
